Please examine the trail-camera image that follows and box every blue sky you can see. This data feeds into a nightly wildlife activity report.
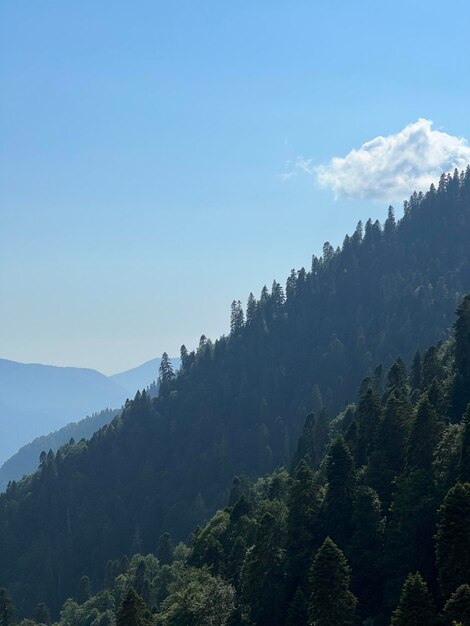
[1,0,470,374]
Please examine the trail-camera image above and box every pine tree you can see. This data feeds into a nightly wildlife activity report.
[158,352,175,388]
[406,396,441,471]
[308,537,356,626]
[353,387,382,466]
[291,411,328,470]
[436,482,470,598]
[367,391,407,508]
[286,587,309,626]
[324,436,356,547]
[348,486,384,620]
[451,295,470,420]
[410,350,423,390]
[77,575,91,604]
[240,511,287,626]
[33,603,50,625]
[459,406,470,483]
[157,532,174,566]
[391,572,437,626]
[286,460,321,595]
[443,584,470,626]
[116,587,152,626]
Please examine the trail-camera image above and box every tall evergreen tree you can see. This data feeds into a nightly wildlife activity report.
[348,486,384,620]
[406,396,442,471]
[367,391,408,508]
[77,575,92,604]
[451,295,470,420]
[158,352,175,390]
[460,406,470,483]
[443,584,470,626]
[240,511,287,626]
[157,532,174,566]
[286,588,309,626]
[352,386,382,466]
[286,460,321,596]
[436,482,470,598]
[116,587,152,626]
[324,436,356,547]
[33,603,50,625]
[391,572,437,626]
[308,537,357,626]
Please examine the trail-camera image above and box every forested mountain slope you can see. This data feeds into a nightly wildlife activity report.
[6,294,470,626]
[1,170,470,617]
[0,408,121,491]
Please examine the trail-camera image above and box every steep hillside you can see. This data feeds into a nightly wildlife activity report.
[0,408,120,491]
[0,359,128,464]
[0,358,179,488]
[109,358,180,397]
[10,295,470,626]
[1,170,470,616]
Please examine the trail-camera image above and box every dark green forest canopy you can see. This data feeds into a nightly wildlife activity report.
[5,292,470,626]
[1,170,470,618]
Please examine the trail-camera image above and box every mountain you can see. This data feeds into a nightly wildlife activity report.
[0,359,128,465]
[1,170,470,617]
[0,358,180,487]
[7,295,470,626]
[109,358,180,397]
[0,408,121,491]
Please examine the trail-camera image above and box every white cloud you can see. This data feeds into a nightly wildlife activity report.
[310,119,470,200]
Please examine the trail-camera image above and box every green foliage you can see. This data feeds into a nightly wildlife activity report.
[443,584,470,626]
[116,587,152,626]
[436,483,470,598]
[391,572,437,626]
[286,459,321,595]
[157,567,235,626]
[451,295,470,420]
[2,174,470,625]
[308,537,357,626]
[323,436,356,548]
[77,576,92,605]
[34,603,51,625]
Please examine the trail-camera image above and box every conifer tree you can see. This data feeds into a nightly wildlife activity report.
[157,532,174,566]
[116,587,152,626]
[324,436,356,547]
[391,572,437,626]
[353,386,382,466]
[77,575,91,604]
[240,511,286,626]
[436,482,470,598]
[308,537,356,626]
[410,350,423,391]
[406,396,441,471]
[33,603,50,625]
[348,486,384,620]
[367,391,407,508]
[443,584,470,626]
[158,352,175,387]
[451,295,470,420]
[286,587,309,626]
[286,460,321,595]
[459,406,470,483]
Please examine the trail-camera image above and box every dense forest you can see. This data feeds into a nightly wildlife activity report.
[1,170,470,621]
[2,292,470,625]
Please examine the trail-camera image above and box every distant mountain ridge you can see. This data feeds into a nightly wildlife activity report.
[0,357,179,477]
